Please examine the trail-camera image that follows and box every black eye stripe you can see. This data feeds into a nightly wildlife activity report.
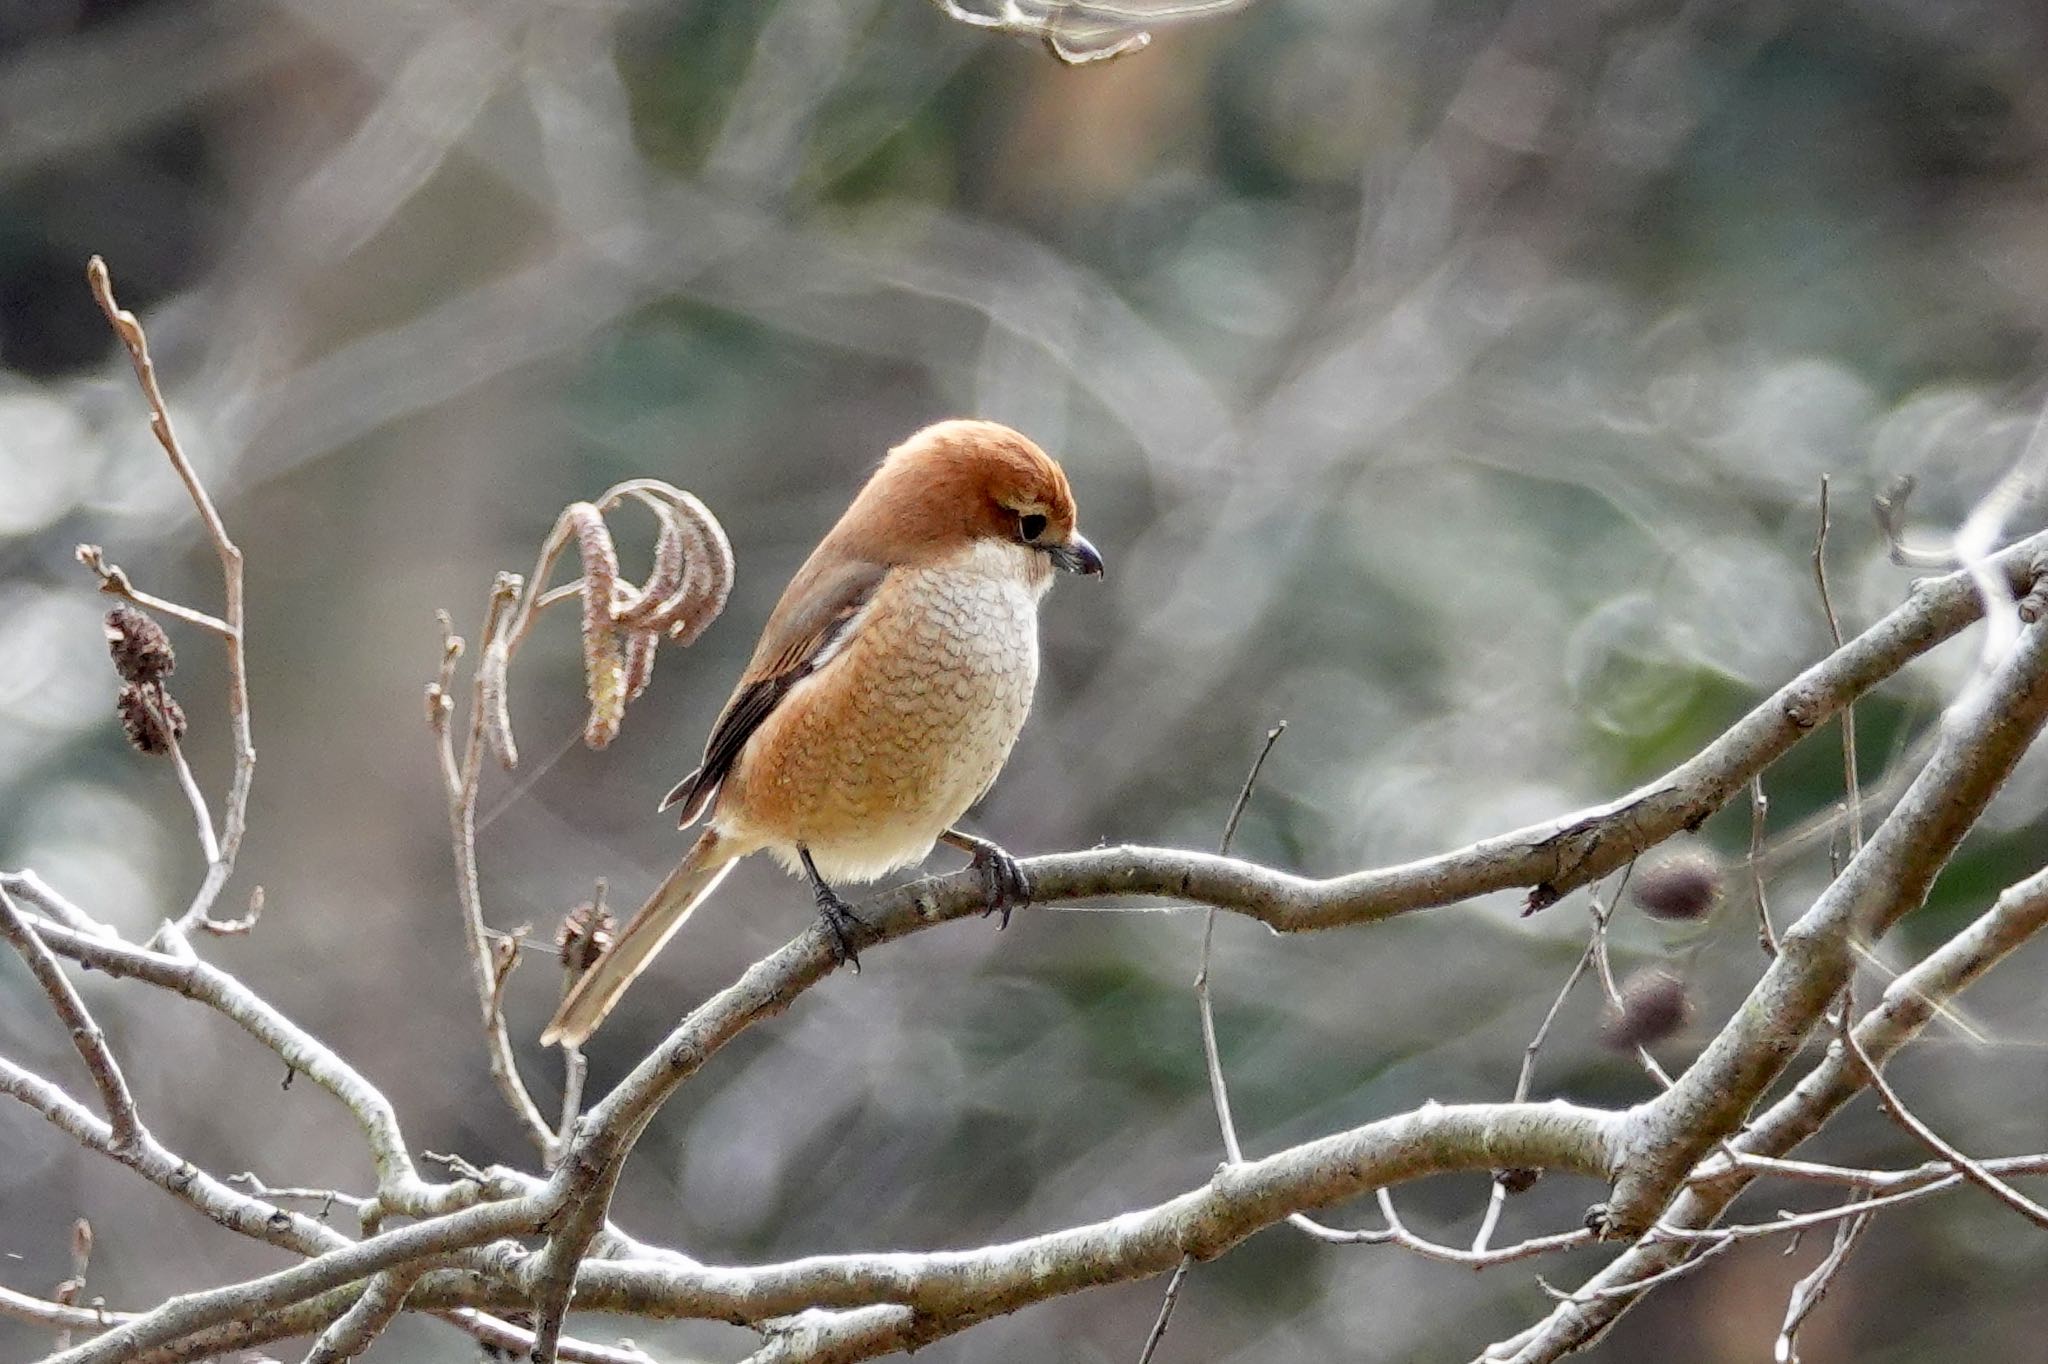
[1018,513,1048,542]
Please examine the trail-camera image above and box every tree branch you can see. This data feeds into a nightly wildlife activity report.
[1599,602,2048,1237]
[0,891,143,1149]
[1484,856,2048,1362]
[86,256,256,935]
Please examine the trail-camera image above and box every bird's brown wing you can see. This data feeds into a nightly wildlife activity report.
[661,555,887,826]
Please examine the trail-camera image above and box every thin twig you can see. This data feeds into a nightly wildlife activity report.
[1134,1258,1191,1364]
[1539,1237,1736,1304]
[1841,1016,2048,1227]
[73,547,232,638]
[1748,776,1778,957]
[1474,925,1601,1253]
[1773,1191,1872,1364]
[50,1217,94,1352]
[430,580,555,1157]
[1193,723,1288,1164]
[86,257,256,936]
[1489,858,2048,1363]
[1341,1189,1594,1267]
[1153,723,1286,1358]
[1871,476,1959,571]
[1812,476,1862,853]
[1724,1150,2048,1192]
[0,891,142,1148]
[1584,869,1671,1089]
[0,1284,129,1335]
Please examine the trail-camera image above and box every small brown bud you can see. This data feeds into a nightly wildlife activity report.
[117,682,186,755]
[1601,968,1693,1051]
[104,605,174,683]
[558,894,615,976]
[1632,849,1723,922]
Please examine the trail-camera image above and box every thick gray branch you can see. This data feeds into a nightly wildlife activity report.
[1600,607,2048,1235]
[1491,858,2048,1362]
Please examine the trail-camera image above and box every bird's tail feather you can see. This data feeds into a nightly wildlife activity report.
[541,829,736,1048]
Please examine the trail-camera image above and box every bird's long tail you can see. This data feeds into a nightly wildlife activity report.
[541,829,737,1048]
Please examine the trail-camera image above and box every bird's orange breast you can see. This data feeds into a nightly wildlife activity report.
[713,539,1047,881]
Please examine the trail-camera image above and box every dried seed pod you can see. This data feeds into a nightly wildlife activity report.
[583,621,626,748]
[1632,848,1723,922]
[667,490,733,646]
[557,894,616,977]
[614,510,686,631]
[117,682,186,755]
[567,503,627,748]
[1601,968,1693,1051]
[621,627,659,703]
[104,605,174,683]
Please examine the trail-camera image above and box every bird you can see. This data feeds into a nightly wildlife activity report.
[541,419,1103,1048]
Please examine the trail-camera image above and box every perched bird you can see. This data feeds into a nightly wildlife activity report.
[542,419,1102,1047]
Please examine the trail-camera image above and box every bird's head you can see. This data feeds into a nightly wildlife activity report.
[840,419,1104,580]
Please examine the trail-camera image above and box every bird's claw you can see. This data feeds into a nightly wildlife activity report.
[813,886,869,971]
[969,842,1032,930]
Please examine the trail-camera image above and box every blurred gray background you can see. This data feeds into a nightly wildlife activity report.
[3,0,2047,1360]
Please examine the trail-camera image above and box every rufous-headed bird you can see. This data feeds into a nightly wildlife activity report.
[542,419,1102,1047]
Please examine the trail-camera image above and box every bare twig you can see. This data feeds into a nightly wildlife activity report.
[0,1052,341,1261]
[1840,1016,2048,1228]
[430,579,555,1157]
[0,1284,130,1336]
[1748,776,1778,957]
[1194,722,1287,1165]
[1488,857,2048,1363]
[1598,604,2048,1237]
[1871,476,1958,571]
[1583,870,1672,1089]
[1151,723,1285,1354]
[86,257,256,936]
[1811,477,1862,852]
[1726,1150,2048,1192]
[50,1218,94,1352]
[1474,929,1599,1254]
[1133,1258,1190,1364]
[1773,1192,1871,1364]
[0,891,142,1148]
[1954,402,2048,685]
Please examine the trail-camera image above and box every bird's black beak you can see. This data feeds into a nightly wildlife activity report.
[1048,532,1104,577]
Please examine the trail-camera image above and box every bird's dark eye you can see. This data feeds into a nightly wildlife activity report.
[1018,513,1048,543]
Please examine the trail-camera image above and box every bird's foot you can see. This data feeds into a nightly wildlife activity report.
[813,884,870,971]
[944,830,1031,929]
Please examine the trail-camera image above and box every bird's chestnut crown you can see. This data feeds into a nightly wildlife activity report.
[833,418,1102,576]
